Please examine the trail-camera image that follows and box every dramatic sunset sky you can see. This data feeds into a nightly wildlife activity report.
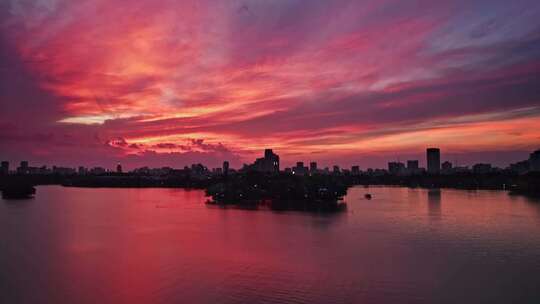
[1,0,540,169]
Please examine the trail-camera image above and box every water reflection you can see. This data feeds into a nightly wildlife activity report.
[427,188,442,220]
[207,201,348,230]
[1,196,34,209]
[1,186,540,304]
[521,195,540,205]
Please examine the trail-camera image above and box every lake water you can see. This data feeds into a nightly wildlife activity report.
[1,186,540,304]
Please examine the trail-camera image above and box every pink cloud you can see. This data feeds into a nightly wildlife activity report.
[1,0,540,169]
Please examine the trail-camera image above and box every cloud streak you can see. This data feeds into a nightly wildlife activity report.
[1,0,540,169]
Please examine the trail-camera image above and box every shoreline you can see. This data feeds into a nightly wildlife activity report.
[2,172,539,202]
[28,182,540,201]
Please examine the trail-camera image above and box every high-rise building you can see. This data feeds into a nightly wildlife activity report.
[333,165,340,174]
[18,161,29,174]
[252,149,280,173]
[264,149,280,172]
[407,160,419,175]
[351,166,360,175]
[427,148,441,174]
[530,149,540,172]
[116,163,123,173]
[223,161,230,175]
[509,160,530,174]
[293,162,308,175]
[78,166,88,175]
[309,162,317,173]
[1,161,9,175]
[388,162,405,175]
[407,160,419,170]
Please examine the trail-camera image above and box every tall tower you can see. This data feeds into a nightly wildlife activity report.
[116,163,123,173]
[1,161,9,175]
[530,150,540,172]
[223,161,230,175]
[309,162,317,173]
[264,149,279,173]
[18,161,29,174]
[427,148,441,174]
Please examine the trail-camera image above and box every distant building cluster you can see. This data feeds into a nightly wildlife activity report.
[243,149,280,173]
[384,148,540,176]
[2,148,540,178]
[508,150,540,174]
[0,161,78,176]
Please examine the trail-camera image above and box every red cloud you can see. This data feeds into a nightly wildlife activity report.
[1,0,540,169]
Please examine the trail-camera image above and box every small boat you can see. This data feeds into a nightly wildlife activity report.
[365,193,372,199]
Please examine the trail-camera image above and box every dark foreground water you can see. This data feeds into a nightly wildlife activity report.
[1,186,540,304]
